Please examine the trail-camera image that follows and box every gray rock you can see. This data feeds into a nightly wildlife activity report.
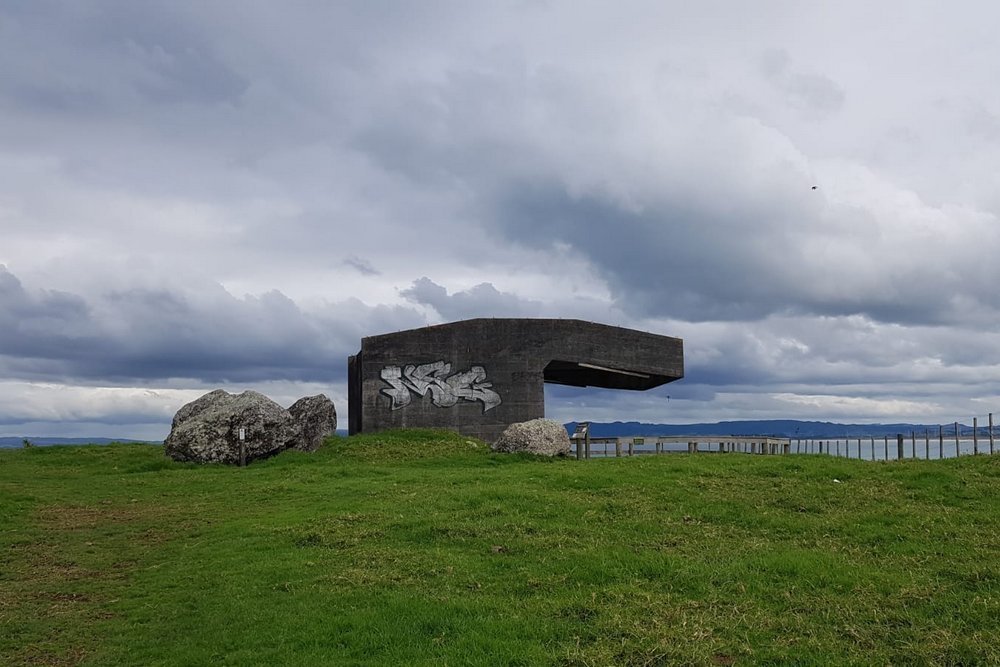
[288,394,337,452]
[164,390,300,465]
[491,418,571,457]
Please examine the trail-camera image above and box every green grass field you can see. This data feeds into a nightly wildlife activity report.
[3,430,1000,666]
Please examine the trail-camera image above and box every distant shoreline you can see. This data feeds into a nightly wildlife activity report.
[3,419,982,449]
[0,437,162,448]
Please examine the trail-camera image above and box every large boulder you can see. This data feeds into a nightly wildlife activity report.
[288,394,337,452]
[164,390,310,464]
[491,418,571,457]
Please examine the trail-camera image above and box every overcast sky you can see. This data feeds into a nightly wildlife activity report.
[3,1,1000,440]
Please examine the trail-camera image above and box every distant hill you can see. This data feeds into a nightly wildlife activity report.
[564,420,981,439]
[0,437,160,449]
[1,430,351,448]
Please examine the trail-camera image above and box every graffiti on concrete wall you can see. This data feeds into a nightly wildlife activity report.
[380,361,502,412]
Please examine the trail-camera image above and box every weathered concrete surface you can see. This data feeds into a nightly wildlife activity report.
[349,318,683,443]
[492,418,571,456]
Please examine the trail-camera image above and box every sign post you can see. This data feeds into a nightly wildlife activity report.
[238,427,246,467]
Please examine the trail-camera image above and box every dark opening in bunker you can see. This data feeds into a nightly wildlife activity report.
[543,360,673,391]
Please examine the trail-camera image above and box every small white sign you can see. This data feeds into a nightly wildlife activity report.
[238,427,246,441]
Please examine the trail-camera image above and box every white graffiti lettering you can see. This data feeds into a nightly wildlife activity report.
[380,362,502,412]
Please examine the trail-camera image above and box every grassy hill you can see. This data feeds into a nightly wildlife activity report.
[2,430,1000,665]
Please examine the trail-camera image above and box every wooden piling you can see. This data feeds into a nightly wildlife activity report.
[924,429,929,460]
[939,425,944,459]
[896,434,904,460]
[955,422,960,457]
[991,413,995,455]
[616,439,622,457]
[973,417,979,455]
[883,435,888,461]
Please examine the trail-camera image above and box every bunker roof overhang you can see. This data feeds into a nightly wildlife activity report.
[356,318,683,387]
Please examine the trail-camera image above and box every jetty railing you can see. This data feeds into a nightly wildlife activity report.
[570,434,790,459]
[570,413,1000,461]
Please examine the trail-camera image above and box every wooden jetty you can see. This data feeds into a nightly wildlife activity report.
[570,430,791,459]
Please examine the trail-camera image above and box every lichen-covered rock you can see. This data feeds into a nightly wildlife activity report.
[491,418,571,456]
[164,390,300,464]
[288,394,337,452]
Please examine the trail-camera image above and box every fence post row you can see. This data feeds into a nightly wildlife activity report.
[569,416,999,460]
[991,413,996,455]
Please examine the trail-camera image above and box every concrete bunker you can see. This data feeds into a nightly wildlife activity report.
[348,318,683,443]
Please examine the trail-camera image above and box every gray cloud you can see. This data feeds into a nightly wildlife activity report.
[760,49,845,116]
[342,256,381,276]
[487,177,1000,326]
[342,44,1000,326]
[0,266,424,384]
[400,277,542,320]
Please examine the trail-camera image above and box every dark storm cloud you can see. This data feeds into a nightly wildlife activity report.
[484,172,1000,325]
[0,266,111,358]
[487,182,780,322]
[488,179,969,325]
[0,266,424,384]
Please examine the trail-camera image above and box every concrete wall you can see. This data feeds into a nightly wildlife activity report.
[349,318,683,443]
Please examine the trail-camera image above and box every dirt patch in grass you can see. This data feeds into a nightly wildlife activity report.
[7,644,88,667]
[5,544,102,583]
[34,503,151,531]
